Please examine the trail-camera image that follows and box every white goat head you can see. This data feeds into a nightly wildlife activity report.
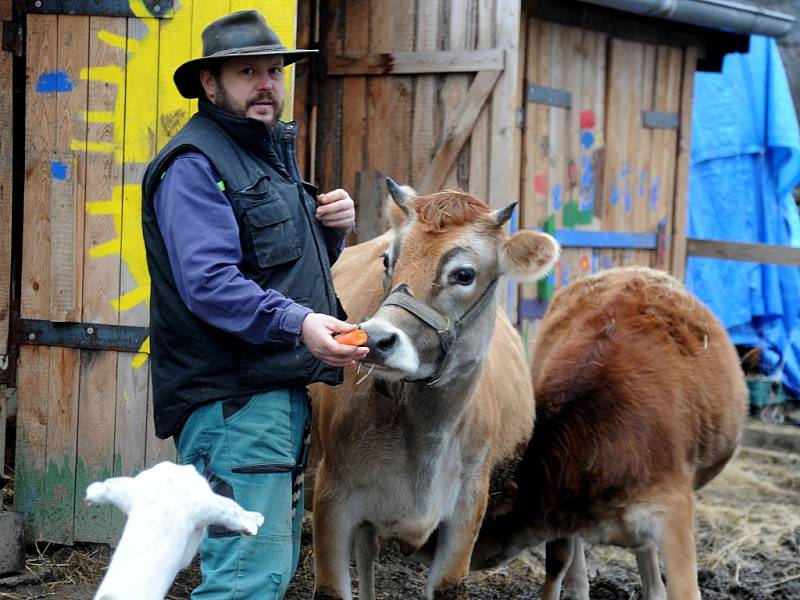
[87,461,264,600]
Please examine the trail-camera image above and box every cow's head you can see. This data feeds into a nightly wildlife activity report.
[358,179,558,386]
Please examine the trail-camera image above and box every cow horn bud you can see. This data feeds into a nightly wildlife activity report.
[488,202,517,228]
[386,177,412,216]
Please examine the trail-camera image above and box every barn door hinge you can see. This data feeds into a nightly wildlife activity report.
[2,20,23,57]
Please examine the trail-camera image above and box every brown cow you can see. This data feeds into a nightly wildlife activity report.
[309,181,559,600]
[470,267,748,600]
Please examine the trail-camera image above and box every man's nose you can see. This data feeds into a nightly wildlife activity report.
[256,72,273,90]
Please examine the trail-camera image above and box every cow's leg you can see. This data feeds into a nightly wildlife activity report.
[312,482,355,600]
[635,543,667,600]
[563,536,589,600]
[659,490,701,600]
[354,523,379,600]
[426,489,488,600]
[541,537,576,600]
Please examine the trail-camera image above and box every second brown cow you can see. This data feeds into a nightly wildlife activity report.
[471,267,747,600]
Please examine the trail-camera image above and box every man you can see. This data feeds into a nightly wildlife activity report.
[141,10,368,598]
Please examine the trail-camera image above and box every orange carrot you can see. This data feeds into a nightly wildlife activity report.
[335,329,368,346]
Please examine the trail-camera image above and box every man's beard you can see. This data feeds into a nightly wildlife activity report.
[215,83,284,130]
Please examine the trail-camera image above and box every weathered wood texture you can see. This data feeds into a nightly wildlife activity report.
[517,17,694,354]
[315,0,521,211]
[0,0,12,358]
[16,1,299,544]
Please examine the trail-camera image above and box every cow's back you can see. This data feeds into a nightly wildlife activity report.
[526,267,747,526]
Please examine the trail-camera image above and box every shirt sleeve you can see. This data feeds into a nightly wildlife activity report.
[153,152,312,346]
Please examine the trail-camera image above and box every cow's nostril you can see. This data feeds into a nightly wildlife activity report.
[376,333,398,353]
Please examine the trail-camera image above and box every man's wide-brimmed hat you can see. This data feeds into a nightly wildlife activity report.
[173,9,317,99]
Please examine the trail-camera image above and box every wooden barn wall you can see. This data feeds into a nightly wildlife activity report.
[15,0,301,545]
[313,0,523,230]
[0,0,11,362]
[516,16,696,352]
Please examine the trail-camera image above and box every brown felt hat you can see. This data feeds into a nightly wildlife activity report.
[173,9,317,99]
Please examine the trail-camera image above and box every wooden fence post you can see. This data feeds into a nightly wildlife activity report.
[355,170,387,244]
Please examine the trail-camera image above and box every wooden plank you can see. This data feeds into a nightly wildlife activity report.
[578,29,606,231]
[315,0,344,192]
[156,0,192,153]
[440,1,470,190]
[14,346,49,542]
[560,24,583,230]
[409,0,439,190]
[365,0,395,179]
[110,355,149,540]
[468,0,494,201]
[546,23,565,233]
[354,170,386,243]
[388,0,414,186]
[41,346,80,544]
[670,46,697,280]
[340,0,368,198]
[50,15,89,323]
[73,349,116,542]
[22,14,58,321]
[487,0,522,208]
[686,238,800,266]
[17,12,56,545]
[418,69,501,195]
[82,16,125,325]
[0,0,11,355]
[630,43,654,248]
[293,0,313,176]
[327,49,505,75]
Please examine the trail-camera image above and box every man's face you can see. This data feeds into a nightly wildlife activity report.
[201,55,286,127]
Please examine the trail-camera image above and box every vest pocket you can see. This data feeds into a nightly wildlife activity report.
[241,194,302,269]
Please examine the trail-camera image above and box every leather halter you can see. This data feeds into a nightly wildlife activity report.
[378,278,499,385]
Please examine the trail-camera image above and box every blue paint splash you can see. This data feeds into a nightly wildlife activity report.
[51,161,68,180]
[624,178,632,213]
[552,183,562,211]
[649,176,661,209]
[639,170,647,198]
[580,154,594,210]
[580,130,594,150]
[603,255,613,270]
[611,179,620,206]
[36,71,73,93]
[561,261,570,287]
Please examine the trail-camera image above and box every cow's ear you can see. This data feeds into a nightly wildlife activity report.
[384,178,416,229]
[500,231,559,280]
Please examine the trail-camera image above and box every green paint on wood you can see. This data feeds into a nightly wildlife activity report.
[537,215,556,302]
[73,457,114,543]
[13,436,45,542]
[41,456,77,545]
[562,201,593,228]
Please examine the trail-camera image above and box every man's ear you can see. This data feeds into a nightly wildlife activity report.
[200,70,217,101]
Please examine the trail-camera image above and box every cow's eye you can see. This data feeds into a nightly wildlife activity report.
[450,268,476,286]
[382,252,390,270]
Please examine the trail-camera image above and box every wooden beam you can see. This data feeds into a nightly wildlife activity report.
[327,49,505,75]
[355,170,386,243]
[0,0,11,355]
[488,0,523,209]
[686,238,800,266]
[418,69,501,194]
[670,46,697,280]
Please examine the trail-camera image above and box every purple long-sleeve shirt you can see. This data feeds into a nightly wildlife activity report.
[154,151,343,346]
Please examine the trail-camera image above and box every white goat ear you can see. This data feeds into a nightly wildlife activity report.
[84,477,137,514]
[500,230,559,280]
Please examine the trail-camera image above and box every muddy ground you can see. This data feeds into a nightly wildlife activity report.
[1,421,799,600]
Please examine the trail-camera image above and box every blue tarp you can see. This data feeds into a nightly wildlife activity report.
[686,35,800,395]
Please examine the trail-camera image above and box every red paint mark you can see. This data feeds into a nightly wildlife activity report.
[580,254,590,272]
[568,161,578,184]
[534,174,547,195]
[580,110,596,130]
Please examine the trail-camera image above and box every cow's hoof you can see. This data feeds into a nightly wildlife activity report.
[433,581,468,599]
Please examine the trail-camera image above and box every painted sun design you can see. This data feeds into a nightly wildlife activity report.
[73,0,297,368]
